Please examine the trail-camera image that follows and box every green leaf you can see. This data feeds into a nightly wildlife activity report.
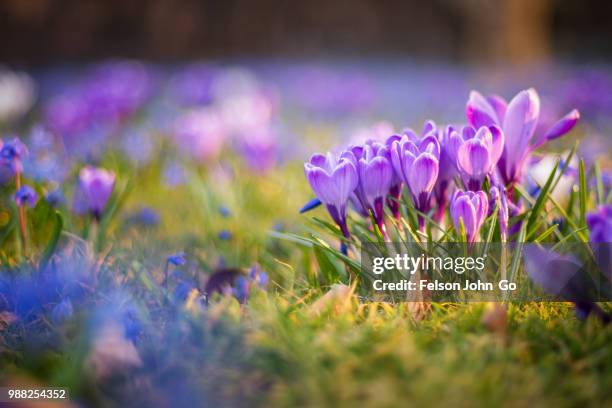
[578,158,587,226]
[533,224,558,243]
[39,211,63,271]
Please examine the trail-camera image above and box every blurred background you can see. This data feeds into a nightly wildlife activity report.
[1,0,610,65]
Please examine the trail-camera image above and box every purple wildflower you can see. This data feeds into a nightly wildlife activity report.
[0,137,28,173]
[389,130,440,228]
[449,125,504,191]
[167,252,187,266]
[384,134,403,221]
[345,142,394,236]
[14,185,38,208]
[586,205,612,243]
[450,190,489,243]
[304,152,359,238]
[76,166,116,219]
[466,89,580,186]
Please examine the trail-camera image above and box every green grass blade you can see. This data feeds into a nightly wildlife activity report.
[526,158,559,238]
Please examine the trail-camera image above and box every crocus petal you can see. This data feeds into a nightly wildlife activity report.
[359,156,393,206]
[305,166,337,206]
[502,88,540,167]
[331,159,359,207]
[457,139,491,177]
[466,91,498,128]
[451,195,477,237]
[488,125,505,164]
[544,109,580,141]
[407,153,439,196]
[486,94,508,123]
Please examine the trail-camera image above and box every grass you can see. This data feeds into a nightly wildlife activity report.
[1,104,611,407]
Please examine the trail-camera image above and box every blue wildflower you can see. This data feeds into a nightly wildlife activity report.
[219,206,231,217]
[167,252,186,266]
[218,230,232,240]
[14,185,38,208]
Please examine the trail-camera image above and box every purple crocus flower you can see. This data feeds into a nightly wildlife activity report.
[344,142,393,236]
[586,205,612,243]
[389,130,440,228]
[450,190,489,243]
[304,152,358,239]
[14,185,38,208]
[466,89,580,186]
[77,166,116,219]
[449,125,504,191]
[0,137,28,173]
[431,123,459,222]
[384,134,403,221]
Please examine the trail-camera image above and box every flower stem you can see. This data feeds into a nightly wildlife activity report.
[15,172,28,258]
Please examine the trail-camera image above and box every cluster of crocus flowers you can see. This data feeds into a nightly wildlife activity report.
[303,88,581,246]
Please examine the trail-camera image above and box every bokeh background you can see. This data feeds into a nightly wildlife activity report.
[1,0,610,64]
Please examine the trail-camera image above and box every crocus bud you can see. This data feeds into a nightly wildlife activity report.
[77,166,115,219]
[453,125,504,190]
[389,132,440,214]
[14,185,38,208]
[348,142,393,235]
[304,152,358,238]
[450,190,489,243]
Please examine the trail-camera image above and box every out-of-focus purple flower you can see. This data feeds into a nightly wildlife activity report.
[51,298,74,324]
[218,230,232,240]
[14,185,38,208]
[232,265,268,303]
[167,252,187,266]
[23,127,68,183]
[389,130,440,222]
[450,125,504,190]
[169,63,218,106]
[450,190,488,243]
[586,205,612,243]
[173,108,225,162]
[490,186,509,240]
[344,142,393,235]
[120,127,154,166]
[237,128,277,172]
[467,89,580,186]
[45,189,65,208]
[0,137,28,173]
[162,160,187,187]
[125,207,160,227]
[304,152,358,238]
[76,166,116,219]
[219,206,231,217]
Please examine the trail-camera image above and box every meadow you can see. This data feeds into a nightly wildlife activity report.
[0,60,611,407]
